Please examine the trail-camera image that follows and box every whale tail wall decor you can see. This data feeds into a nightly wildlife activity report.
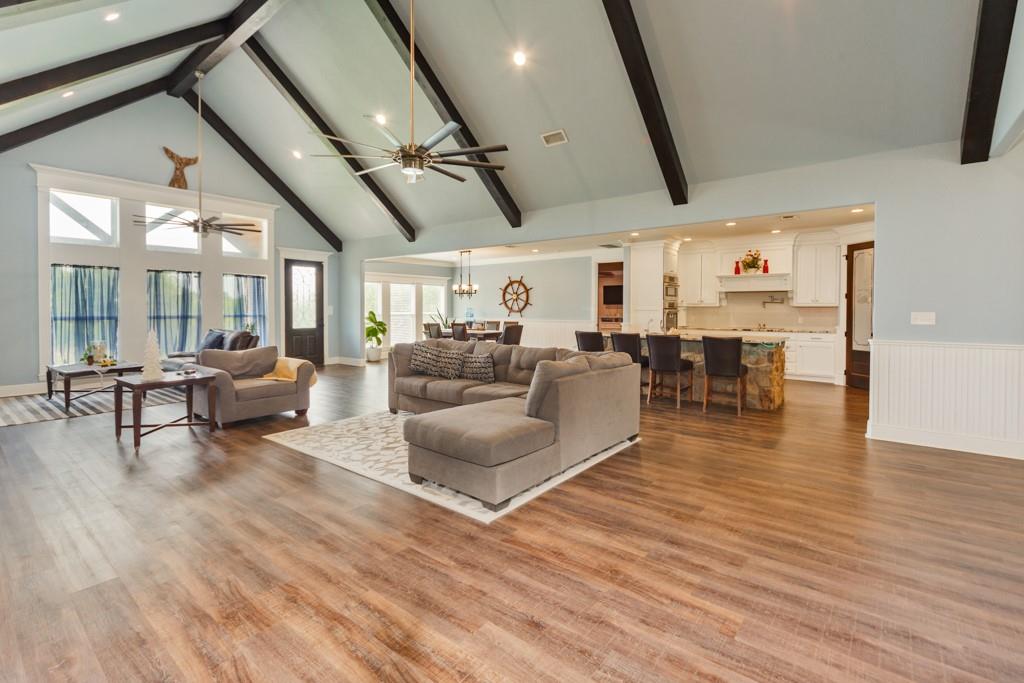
[163,146,198,189]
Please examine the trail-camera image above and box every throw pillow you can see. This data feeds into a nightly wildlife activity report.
[432,347,465,380]
[198,330,225,351]
[409,343,435,375]
[461,353,495,383]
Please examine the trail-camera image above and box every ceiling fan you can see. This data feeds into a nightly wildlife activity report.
[133,71,260,237]
[310,0,509,184]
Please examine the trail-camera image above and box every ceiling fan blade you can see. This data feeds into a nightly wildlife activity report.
[436,159,505,171]
[355,162,398,176]
[418,121,461,152]
[366,117,404,148]
[215,226,261,232]
[309,153,392,159]
[314,132,394,154]
[213,223,258,228]
[217,228,244,236]
[433,144,508,158]
[427,165,466,182]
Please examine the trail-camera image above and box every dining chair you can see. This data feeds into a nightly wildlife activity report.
[701,336,748,416]
[499,324,524,345]
[646,335,694,409]
[423,322,442,339]
[451,322,468,341]
[485,320,500,330]
[575,331,606,352]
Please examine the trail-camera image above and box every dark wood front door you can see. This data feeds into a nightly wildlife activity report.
[845,241,874,390]
[284,259,324,365]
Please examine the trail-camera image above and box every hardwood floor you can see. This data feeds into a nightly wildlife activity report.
[1,363,1022,682]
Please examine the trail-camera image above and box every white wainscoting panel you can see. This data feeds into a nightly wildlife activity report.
[868,340,1024,460]
[517,319,596,350]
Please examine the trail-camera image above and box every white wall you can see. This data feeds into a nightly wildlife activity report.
[992,0,1024,156]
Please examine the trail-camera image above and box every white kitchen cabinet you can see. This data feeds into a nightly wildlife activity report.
[786,335,836,381]
[792,243,839,306]
[679,252,719,306]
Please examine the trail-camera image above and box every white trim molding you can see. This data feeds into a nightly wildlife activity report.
[867,339,1024,460]
[327,356,367,367]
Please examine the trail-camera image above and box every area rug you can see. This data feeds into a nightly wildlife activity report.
[264,411,637,523]
[0,388,184,427]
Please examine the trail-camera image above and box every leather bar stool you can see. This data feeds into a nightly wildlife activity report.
[701,336,748,416]
[611,332,650,391]
[646,334,694,408]
[575,330,606,352]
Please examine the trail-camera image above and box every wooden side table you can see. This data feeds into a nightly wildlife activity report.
[114,373,217,450]
[46,362,144,411]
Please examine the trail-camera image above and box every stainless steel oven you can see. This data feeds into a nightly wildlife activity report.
[663,309,678,330]
[664,283,678,299]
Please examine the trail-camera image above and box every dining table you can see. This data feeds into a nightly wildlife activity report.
[442,328,503,340]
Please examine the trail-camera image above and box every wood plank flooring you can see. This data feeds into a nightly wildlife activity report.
[1,363,1022,682]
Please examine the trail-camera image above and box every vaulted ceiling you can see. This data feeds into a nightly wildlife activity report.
[0,0,1004,250]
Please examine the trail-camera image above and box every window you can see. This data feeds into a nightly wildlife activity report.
[290,265,317,329]
[364,282,382,324]
[147,270,201,355]
[49,190,117,246]
[50,264,119,364]
[144,204,200,253]
[388,283,417,345]
[221,214,267,259]
[223,274,267,341]
[422,284,446,323]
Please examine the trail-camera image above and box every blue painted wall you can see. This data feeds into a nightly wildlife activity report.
[450,257,594,321]
[0,94,338,386]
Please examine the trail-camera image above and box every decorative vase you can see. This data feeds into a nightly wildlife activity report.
[763,259,769,273]
[85,355,95,366]
[733,261,741,275]
[743,266,760,274]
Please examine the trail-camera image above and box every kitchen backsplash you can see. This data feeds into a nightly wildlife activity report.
[683,292,839,331]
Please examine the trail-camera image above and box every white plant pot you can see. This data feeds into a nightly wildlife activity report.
[366,346,383,362]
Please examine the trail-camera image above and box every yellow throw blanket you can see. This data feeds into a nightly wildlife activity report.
[262,357,317,387]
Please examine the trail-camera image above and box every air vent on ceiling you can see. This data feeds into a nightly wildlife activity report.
[779,214,799,222]
[598,241,623,249]
[541,129,568,147]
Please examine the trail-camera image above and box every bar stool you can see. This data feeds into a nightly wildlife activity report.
[451,322,468,341]
[575,330,606,352]
[611,332,649,392]
[701,336,748,416]
[646,334,694,409]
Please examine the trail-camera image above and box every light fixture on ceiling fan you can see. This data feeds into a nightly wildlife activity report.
[310,0,509,184]
[133,71,260,237]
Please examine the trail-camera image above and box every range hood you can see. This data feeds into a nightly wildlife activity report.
[717,273,791,292]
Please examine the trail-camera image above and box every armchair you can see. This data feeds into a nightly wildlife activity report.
[192,346,315,426]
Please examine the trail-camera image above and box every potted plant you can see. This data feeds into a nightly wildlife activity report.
[431,308,451,329]
[741,249,763,273]
[365,310,388,362]
[80,343,96,366]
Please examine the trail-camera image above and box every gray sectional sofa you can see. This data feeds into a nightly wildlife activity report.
[389,339,640,511]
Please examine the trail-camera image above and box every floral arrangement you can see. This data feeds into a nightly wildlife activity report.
[741,249,763,272]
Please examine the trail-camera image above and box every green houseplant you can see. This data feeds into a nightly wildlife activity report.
[365,310,388,362]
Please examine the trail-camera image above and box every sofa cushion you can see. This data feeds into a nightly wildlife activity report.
[507,346,558,385]
[234,378,297,401]
[491,344,515,382]
[584,352,633,370]
[409,343,465,380]
[424,378,483,404]
[222,330,253,351]
[462,381,530,404]
[403,398,554,467]
[461,353,495,383]
[395,375,438,398]
[525,357,591,417]
[199,329,225,351]
[424,338,476,354]
[198,346,278,378]
[409,343,436,375]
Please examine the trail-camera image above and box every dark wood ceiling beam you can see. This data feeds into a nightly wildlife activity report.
[243,37,416,242]
[167,0,290,97]
[961,0,1019,164]
[0,78,167,154]
[182,90,343,252]
[0,20,226,107]
[364,0,522,228]
[602,0,688,205]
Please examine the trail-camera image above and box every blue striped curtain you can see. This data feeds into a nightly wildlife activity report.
[50,264,119,365]
[147,270,202,355]
[223,274,267,342]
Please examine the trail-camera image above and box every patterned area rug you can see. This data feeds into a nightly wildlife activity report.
[264,411,637,523]
[0,388,184,427]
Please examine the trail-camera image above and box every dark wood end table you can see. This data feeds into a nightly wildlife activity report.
[114,373,217,450]
[46,362,144,411]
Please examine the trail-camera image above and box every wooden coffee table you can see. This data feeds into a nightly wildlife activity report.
[114,373,217,450]
[46,362,144,411]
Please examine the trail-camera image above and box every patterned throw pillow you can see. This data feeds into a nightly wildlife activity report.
[409,343,435,375]
[432,348,465,380]
[461,353,495,383]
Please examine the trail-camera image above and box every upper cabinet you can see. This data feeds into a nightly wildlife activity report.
[679,252,720,307]
[792,243,839,306]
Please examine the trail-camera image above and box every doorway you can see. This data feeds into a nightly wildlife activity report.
[845,241,873,389]
[284,259,324,364]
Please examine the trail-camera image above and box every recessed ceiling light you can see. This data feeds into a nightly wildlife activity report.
[726,222,737,227]
[771,229,781,234]
[513,50,527,67]
[682,237,693,242]
[531,248,539,253]
[291,150,303,159]
[630,232,639,237]
[61,90,75,98]
[104,11,120,21]
[374,113,387,125]
[851,208,864,213]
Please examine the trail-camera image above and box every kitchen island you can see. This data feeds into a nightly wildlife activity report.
[603,331,786,411]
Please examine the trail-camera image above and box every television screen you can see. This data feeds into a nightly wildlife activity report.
[603,285,623,305]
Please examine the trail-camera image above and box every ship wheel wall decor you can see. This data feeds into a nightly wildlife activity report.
[500,276,533,317]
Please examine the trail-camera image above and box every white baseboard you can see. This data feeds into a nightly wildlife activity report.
[0,381,46,398]
[867,421,1024,461]
[327,356,367,367]
[785,374,834,384]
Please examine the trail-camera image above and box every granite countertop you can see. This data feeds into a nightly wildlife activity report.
[601,331,787,344]
[678,326,837,335]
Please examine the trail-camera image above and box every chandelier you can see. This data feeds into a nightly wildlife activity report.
[452,249,479,298]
